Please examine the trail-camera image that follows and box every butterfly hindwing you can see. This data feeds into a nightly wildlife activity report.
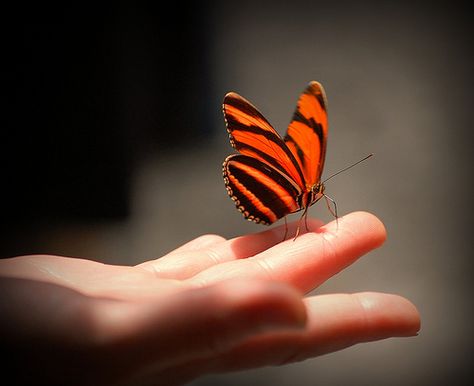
[284,81,328,186]
[223,154,301,225]
[223,92,306,189]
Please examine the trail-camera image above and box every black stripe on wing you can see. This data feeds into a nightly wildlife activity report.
[223,154,301,225]
[284,81,328,185]
[224,92,306,189]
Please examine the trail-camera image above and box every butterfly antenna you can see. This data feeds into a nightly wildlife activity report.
[322,154,373,184]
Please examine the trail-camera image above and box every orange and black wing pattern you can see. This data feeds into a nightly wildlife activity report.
[222,81,328,225]
[223,92,305,189]
[223,154,301,225]
[285,81,328,186]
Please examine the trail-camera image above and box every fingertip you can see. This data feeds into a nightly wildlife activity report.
[353,211,387,248]
[325,211,387,249]
[355,292,421,337]
[195,234,228,247]
[169,234,227,254]
[386,294,421,336]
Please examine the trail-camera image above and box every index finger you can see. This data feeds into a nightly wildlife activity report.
[189,211,386,293]
[137,218,323,280]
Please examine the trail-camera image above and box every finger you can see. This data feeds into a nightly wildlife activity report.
[137,234,226,278]
[182,292,420,375]
[190,211,386,292]
[93,280,307,382]
[138,218,323,280]
[164,234,227,255]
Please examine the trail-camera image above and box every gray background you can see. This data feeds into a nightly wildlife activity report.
[21,2,472,385]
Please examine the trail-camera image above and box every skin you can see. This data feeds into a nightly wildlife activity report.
[0,211,420,385]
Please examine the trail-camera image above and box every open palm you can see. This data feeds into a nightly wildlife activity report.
[0,211,420,385]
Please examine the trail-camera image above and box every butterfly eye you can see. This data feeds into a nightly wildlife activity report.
[311,183,323,194]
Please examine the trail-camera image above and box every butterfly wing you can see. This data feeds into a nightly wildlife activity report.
[284,81,328,186]
[223,92,306,189]
[223,154,302,224]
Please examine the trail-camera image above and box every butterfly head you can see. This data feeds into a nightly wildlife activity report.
[310,182,325,205]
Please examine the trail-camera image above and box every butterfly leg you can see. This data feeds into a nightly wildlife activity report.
[293,223,301,241]
[304,207,310,231]
[323,194,338,229]
[282,217,289,241]
[293,205,310,240]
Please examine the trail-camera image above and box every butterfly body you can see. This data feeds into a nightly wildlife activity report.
[222,81,328,226]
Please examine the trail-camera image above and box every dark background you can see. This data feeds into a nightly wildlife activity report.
[2,1,472,385]
[2,2,213,255]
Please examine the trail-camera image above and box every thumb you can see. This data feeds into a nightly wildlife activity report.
[98,280,307,371]
[167,280,307,357]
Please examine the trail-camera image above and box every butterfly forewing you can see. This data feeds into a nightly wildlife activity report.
[284,81,328,186]
[223,92,306,189]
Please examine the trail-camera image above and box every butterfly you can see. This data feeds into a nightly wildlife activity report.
[222,81,335,237]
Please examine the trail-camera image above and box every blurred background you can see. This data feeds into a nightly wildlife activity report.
[2,1,472,385]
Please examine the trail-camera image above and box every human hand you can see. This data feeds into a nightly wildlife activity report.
[0,211,420,385]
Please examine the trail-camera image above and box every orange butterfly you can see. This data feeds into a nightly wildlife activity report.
[222,81,333,236]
